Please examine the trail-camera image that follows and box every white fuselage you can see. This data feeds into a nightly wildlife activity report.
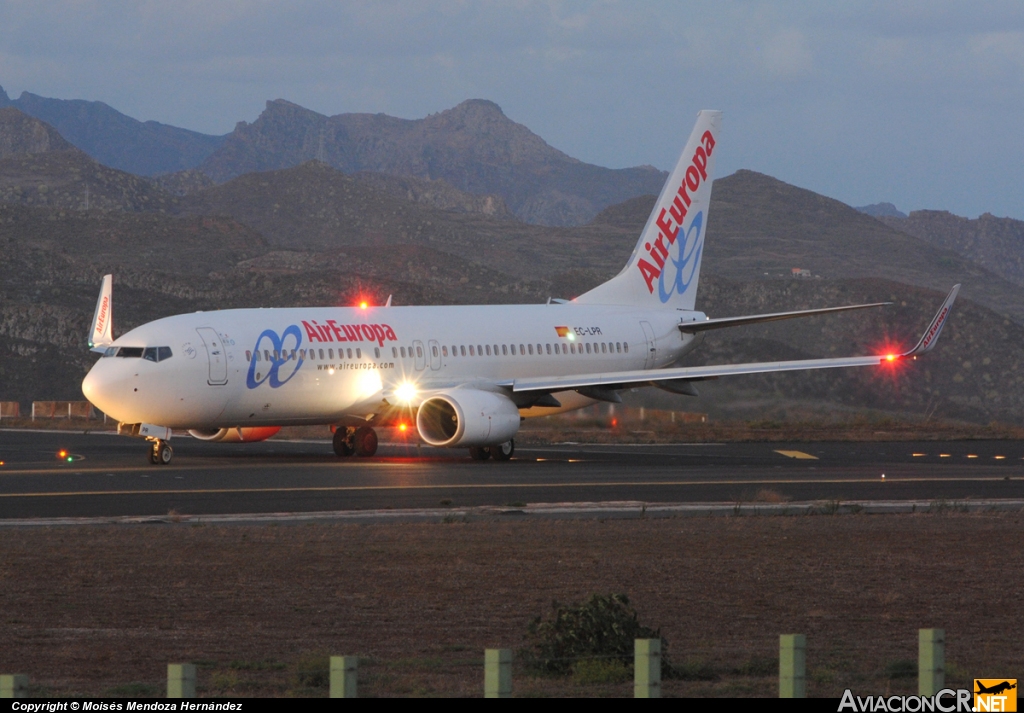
[82,303,704,430]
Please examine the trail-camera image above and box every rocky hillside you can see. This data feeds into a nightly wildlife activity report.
[0,107,74,157]
[198,98,666,226]
[877,210,1024,288]
[0,86,226,175]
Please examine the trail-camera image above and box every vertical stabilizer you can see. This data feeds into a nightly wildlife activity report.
[89,274,113,352]
[576,110,722,309]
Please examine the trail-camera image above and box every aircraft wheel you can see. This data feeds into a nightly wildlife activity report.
[354,426,378,457]
[156,441,173,465]
[332,428,354,457]
[491,440,514,461]
[468,446,491,461]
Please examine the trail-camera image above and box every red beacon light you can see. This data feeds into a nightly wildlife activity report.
[359,301,369,310]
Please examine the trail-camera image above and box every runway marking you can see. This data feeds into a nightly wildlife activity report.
[774,450,819,460]
[0,476,1016,499]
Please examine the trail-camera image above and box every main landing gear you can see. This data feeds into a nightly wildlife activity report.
[469,440,514,462]
[333,426,378,458]
[149,439,173,465]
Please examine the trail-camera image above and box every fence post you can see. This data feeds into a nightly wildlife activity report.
[919,629,945,696]
[780,634,806,698]
[0,675,29,698]
[330,656,358,698]
[484,649,512,698]
[167,663,196,698]
[634,638,661,698]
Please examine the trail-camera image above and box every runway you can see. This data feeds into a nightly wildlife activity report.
[1,428,1022,521]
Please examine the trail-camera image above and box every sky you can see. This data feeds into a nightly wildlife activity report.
[1,1,1023,219]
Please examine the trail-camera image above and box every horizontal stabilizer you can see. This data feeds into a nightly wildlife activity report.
[679,301,891,333]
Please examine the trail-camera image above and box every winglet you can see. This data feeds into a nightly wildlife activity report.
[903,284,960,357]
[88,274,113,352]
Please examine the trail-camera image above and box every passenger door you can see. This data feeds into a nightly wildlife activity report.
[640,321,657,370]
[196,327,228,385]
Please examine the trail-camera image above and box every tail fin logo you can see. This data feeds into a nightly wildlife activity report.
[636,130,716,301]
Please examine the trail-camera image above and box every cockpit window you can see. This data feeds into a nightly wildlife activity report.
[117,346,172,361]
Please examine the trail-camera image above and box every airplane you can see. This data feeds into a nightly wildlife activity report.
[80,110,960,465]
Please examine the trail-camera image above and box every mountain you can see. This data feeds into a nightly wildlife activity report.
[2,88,226,176]
[856,202,907,218]
[0,107,75,157]
[876,210,1024,289]
[198,98,666,226]
[170,160,609,278]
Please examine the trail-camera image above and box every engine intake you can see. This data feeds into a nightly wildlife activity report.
[416,390,520,447]
[188,427,281,443]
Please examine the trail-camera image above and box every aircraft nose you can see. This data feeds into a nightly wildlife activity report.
[82,359,123,419]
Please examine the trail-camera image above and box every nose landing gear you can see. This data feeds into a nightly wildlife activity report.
[149,439,173,465]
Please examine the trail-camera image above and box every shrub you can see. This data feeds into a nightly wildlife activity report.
[522,594,669,676]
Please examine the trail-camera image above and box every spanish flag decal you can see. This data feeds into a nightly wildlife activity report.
[554,326,571,338]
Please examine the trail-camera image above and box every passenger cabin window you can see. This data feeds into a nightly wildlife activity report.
[329,349,335,359]
[546,344,551,355]
[624,342,629,353]
[356,348,362,358]
[318,349,325,360]
[416,346,423,358]
[392,347,398,358]
[432,346,438,357]
[442,346,449,357]
[501,345,507,356]
[348,348,354,359]
[485,345,491,356]
[461,345,466,356]
[246,350,252,361]
[477,344,483,356]
[469,345,475,356]
[401,347,406,358]
[375,347,380,358]
[528,344,534,355]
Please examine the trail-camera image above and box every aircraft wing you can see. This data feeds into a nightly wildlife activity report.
[508,285,960,395]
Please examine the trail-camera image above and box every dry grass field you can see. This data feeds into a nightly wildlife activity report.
[1,512,1020,697]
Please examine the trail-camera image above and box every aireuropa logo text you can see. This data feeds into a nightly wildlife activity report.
[838,688,972,712]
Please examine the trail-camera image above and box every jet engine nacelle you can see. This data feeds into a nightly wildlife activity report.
[416,390,520,447]
[188,426,282,443]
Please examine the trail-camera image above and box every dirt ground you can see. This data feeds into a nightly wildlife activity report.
[0,512,1021,697]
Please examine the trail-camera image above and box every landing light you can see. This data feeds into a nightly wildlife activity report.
[395,382,418,404]
[885,354,896,362]
[359,301,368,310]
[399,423,408,432]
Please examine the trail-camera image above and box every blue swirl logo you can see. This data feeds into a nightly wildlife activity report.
[246,325,304,389]
[657,211,704,304]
